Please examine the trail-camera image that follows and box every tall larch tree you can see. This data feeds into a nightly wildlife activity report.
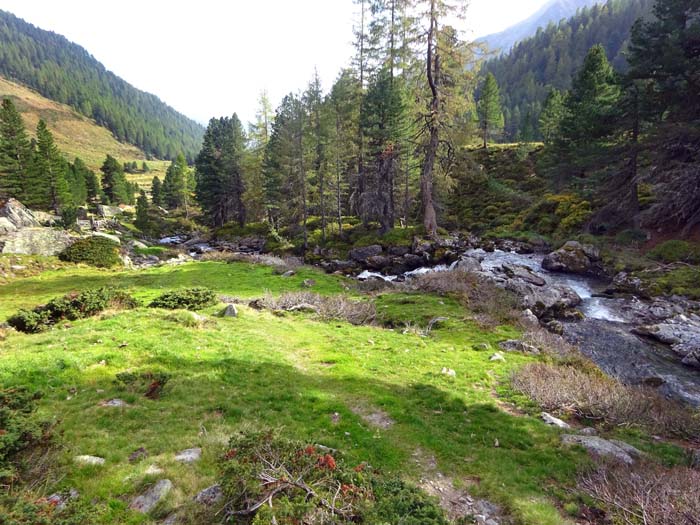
[100,155,130,205]
[162,153,189,210]
[32,120,70,212]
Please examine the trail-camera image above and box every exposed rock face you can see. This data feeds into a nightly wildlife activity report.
[1,228,75,256]
[608,271,651,298]
[194,484,223,506]
[633,315,700,368]
[0,199,40,234]
[542,241,602,275]
[561,435,641,464]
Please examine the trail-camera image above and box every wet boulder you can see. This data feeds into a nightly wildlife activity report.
[504,279,581,319]
[452,256,482,273]
[633,315,700,368]
[501,263,546,286]
[542,241,603,276]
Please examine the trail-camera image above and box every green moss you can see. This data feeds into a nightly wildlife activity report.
[648,240,700,264]
[639,266,700,299]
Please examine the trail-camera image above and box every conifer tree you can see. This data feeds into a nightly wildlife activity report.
[162,153,189,209]
[135,190,150,231]
[66,157,90,206]
[539,88,566,144]
[151,176,163,206]
[477,73,504,148]
[100,154,130,204]
[0,98,32,201]
[195,115,247,227]
[32,120,70,212]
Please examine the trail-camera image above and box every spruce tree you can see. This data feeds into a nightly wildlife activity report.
[151,176,163,206]
[162,152,189,209]
[100,154,129,204]
[195,115,247,227]
[66,157,90,206]
[0,98,32,201]
[539,89,566,144]
[32,120,70,212]
[477,73,504,148]
[135,190,150,232]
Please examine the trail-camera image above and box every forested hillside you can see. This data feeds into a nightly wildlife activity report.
[482,0,652,140]
[479,0,602,55]
[0,10,204,160]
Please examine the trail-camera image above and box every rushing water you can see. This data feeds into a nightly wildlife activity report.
[362,248,700,406]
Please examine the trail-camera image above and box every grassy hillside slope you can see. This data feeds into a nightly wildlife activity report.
[0,75,169,186]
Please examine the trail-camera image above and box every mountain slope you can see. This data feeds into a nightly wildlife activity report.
[480,0,604,54]
[481,0,652,140]
[0,75,169,186]
[0,10,204,161]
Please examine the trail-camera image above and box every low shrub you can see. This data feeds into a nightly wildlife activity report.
[648,240,700,264]
[148,287,217,310]
[59,236,122,268]
[0,495,99,525]
[249,292,375,325]
[511,363,700,441]
[218,429,448,525]
[0,387,43,481]
[409,271,519,324]
[7,288,138,333]
[579,461,700,525]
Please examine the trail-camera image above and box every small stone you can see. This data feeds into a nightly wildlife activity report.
[145,464,164,475]
[489,352,506,362]
[579,427,597,436]
[541,412,571,429]
[498,340,540,354]
[129,479,173,513]
[100,398,129,408]
[74,455,105,466]
[221,304,238,318]
[129,447,148,463]
[441,367,457,377]
[561,435,639,464]
[46,489,79,510]
[690,449,700,470]
[194,484,223,505]
[472,343,490,351]
[302,278,316,288]
[281,270,295,277]
[174,447,201,463]
[330,412,341,424]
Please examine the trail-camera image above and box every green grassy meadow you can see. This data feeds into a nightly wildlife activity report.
[0,259,587,524]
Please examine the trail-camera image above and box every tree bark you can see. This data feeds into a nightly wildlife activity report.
[420,0,439,237]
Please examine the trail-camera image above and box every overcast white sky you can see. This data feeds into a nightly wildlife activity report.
[0,0,549,125]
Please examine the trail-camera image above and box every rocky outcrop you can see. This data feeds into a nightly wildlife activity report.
[504,278,581,318]
[452,255,482,273]
[0,198,40,234]
[97,204,124,218]
[349,244,383,263]
[501,263,546,286]
[633,315,700,368]
[542,241,603,276]
[0,227,75,256]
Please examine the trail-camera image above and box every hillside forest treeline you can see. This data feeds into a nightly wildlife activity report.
[0,0,698,244]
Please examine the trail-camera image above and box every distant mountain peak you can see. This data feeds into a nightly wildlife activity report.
[479,0,605,55]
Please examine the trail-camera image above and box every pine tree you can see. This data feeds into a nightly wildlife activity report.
[100,154,129,204]
[477,73,504,148]
[0,98,32,201]
[66,157,90,205]
[303,71,328,240]
[142,161,150,173]
[151,176,163,206]
[135,190,150,231]
[32,120,70,212]
[84,168,102,204]
[162,153,189,209]
[243,91,274,223]
[560,44,620,145]
[539,88,566,144]
[195,115,247,227]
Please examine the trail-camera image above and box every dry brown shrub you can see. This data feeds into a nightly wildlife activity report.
[252,292,375,326]
[409,271,519,324]
[579,461,700,525]
[511,363,700,441]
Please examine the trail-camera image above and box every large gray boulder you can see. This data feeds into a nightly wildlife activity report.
[129,479,173,513]
[504,279,581,318]
[452,256,482,273]
[0,198,40,234]
[542,241,602,275]
[561,435,640,464]
[96,204,123,218]
[501,263,546,286]
[0,227,75,256]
